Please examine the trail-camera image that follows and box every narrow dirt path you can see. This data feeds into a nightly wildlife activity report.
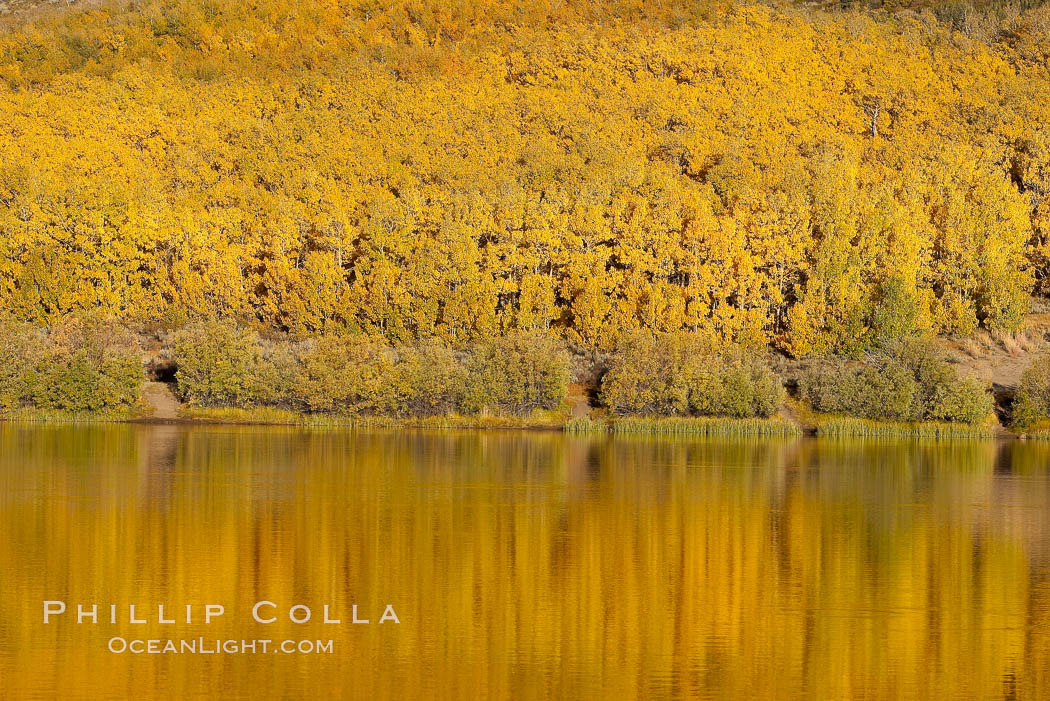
[778,401,815,435]
[142,381,179,420]
[565,383,593,419]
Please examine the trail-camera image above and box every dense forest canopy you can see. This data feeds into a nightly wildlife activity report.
[1,0,1049,355]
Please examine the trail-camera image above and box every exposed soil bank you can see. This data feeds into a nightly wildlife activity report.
[141,382,178,421]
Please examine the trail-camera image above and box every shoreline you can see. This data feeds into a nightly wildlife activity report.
[0,407,1031,441]
[0,378,1030,441]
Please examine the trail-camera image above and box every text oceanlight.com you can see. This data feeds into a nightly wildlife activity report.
[107,638,335,655]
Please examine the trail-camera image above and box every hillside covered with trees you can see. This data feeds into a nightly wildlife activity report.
[1,0,1049,358]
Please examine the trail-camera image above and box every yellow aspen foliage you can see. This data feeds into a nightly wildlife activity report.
[0,0,1048,355]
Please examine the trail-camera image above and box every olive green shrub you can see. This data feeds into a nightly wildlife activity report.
[0,314,143,413]
[172,320,291,407]
[801,361,919,421]
[801,341,991,425]
[0,316,46,411]
[598,332,691,415]
[600,332,783,418]
[172,323,570,417]
[464,331,571,414]
[293,335,395,414]
[391,341,468,417]
[686,357,785,419]
[1012,353,1050,430]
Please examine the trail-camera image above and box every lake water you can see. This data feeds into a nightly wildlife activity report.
[1,424,1049,699]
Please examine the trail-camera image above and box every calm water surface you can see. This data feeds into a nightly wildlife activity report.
[1,424,1049,699]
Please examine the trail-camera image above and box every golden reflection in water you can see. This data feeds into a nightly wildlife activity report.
[0,424,1049,699]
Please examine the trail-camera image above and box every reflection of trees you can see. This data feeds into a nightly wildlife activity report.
[1,425,1049,698]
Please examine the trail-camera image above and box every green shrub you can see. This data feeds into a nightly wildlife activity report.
[600,332,783,418]
[0,314,143,413]
[293,335,395,414]
[1012,353,1050,430]
[97,353,145,408]
[801,341,991,425]
[172,320,289,407]
[599,332,692,415]
[34,351,103,411]
[465,330,570,414]
[854,362,920,421]
[869,276,926,349]
[172,324,570,417]
[802,357,925,421]
[685,356,784,418]
[391,340,467,417]
[926,376,992,425]
[900,342,992,424]
[0,316,46,410]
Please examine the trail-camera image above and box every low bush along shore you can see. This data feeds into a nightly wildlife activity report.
[0,315,1044,436]
[1010,353,1050,438]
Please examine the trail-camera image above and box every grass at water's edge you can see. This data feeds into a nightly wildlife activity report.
[813,416,995,440]
[566,415,803,437]
[783,398,998,440]
[1014,419,1050,440]
[0,404,1005,441]
[0,405,570,430]
[0,404,807,437]
[0,406,146,423]
[173,405,570,429]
